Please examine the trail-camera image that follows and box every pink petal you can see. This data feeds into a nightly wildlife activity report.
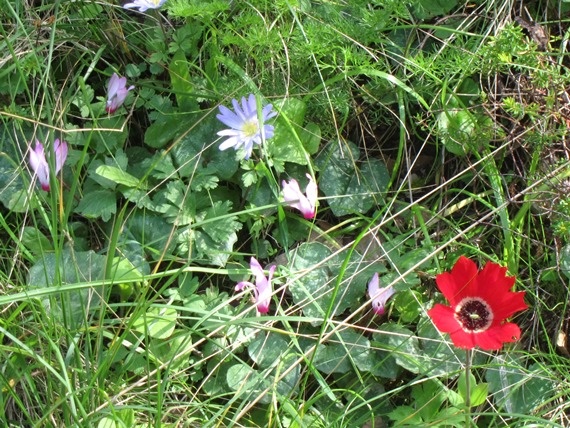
[368,272,395,315]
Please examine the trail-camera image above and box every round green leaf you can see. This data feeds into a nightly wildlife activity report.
[132,307,178,339]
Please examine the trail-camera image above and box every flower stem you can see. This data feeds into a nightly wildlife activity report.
[465,349,472,427]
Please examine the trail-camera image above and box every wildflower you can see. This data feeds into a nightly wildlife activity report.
[368,272,395,315]
[123,0,166,12]
[282,173,318,219]
[216,94,277,160]
[105,73,134,114]
[29,138,68,192]
[235,257,276,314]
[427,256,527,351]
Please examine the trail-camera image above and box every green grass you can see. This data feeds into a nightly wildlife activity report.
[1,0,570,426]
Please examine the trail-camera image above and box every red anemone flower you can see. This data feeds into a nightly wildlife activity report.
[427,256,527,351]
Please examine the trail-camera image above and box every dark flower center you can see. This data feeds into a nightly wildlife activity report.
[454,297,493,333]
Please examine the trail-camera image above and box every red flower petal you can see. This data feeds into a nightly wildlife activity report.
[429,256,528,351]
[427,304,461,334]
[478,260,515,292]
[435,256,478,305]
[448,329,478,349]
[473,323,521,351]
[489,291,528,323]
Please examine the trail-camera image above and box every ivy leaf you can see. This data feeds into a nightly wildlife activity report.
[312,329,393,376]
[288,242,365,321]
[123,211,177,259]
[373,323,429,374]
[486,355,556,414]
[226,354,300,404]
[249,332,290,369]
[316,140,389,216]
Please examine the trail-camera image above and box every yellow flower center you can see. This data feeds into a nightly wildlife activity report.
[242,119,259,138]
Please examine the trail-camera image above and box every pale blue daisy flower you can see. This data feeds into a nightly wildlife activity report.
[216,94,277,160]
[123,0,166,12]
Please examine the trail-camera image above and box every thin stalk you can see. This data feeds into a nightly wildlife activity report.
[465,349,473,427]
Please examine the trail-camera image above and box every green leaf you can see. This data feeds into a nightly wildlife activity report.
[457,371,475,402]
[148,333,193,370]
[90,116,129,153]
[316,140,389,216]
[169,49,196,110]
[192,200,242,266]
[0,155,26,212]
[486,355,556,414]
[97,418,119,428]
[269,98,311,166]
[132,307,178,339]
[21,226,53,255]
[300,122,321,155]
[417,319,486,377]
[458,372,488,407]
[470,383,489,407]
[7,189,36,213]
[313,341,352,374]
[288,242,368,320]
[436,109,473,156]
[124,211,177,259]
[109,257,144,283]
[387,406,423,425]
[249,332,290,368]
[75,189,117,221]
[226,363,263,393]
[27,250,107,329]
[172,117,239,180]
[152,180,195,225]
[373,323,429,374]
[411,380,446,422]
[312,329,396,377]
[96,165,144,188]
[412,0,459,19]
[144,112,189,149]
[393,289,423,323]
[560,244,570,280]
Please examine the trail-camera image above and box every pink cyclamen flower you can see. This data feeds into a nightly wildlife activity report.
[29,138,68,192]
[123,0,166,12]
[105,73,134,114]
[368,272,396,315]
[235,257,276,314]
[282,173,318,219]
